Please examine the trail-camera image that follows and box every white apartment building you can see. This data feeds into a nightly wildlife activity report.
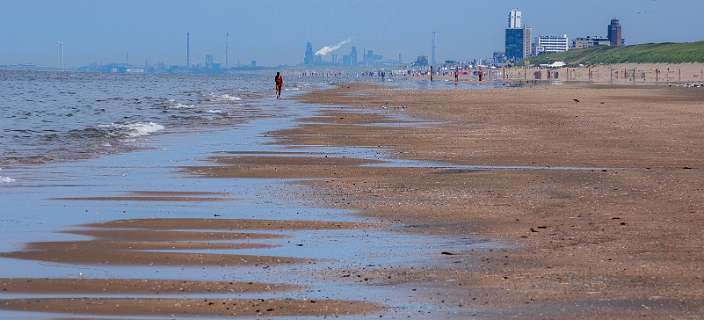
[536,34,569,55]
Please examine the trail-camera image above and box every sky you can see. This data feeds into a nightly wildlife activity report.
[1,0,702,67]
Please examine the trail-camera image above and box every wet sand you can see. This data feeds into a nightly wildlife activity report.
[0,298,382,317]
[184,83,704,319]
[0,278,298,294]
[1,217,376,267]
[0,216,384,317]
[65,229,285,241]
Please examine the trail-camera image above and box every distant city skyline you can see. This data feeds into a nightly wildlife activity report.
[1,0,703,67]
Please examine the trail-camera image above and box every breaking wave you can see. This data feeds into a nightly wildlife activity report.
[219,94,242,102]
[68,122,165,140]
[0,169,15,183]
[206,93,242,102]
[0,176,15,183]
[100,122,165,138]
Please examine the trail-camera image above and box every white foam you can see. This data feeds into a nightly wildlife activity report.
[0,170,14,184]
[218,94,241,102]
[100,122,165,138]
[171,103,195,109]
[207,109,224,114]
[0,176,15,183]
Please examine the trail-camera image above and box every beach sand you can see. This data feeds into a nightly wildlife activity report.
[184,83,704,319]
[0,278,298,294]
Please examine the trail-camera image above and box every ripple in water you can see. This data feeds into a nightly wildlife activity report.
[0,70,280,166]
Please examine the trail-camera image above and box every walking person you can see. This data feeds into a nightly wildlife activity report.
[274,72,284,99]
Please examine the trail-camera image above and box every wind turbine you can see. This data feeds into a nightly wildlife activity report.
[57,41,64,70]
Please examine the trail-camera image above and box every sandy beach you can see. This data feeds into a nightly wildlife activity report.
[2,80,704,319]
[182,83,704,319]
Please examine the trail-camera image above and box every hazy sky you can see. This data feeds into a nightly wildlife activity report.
[1,0,702,67]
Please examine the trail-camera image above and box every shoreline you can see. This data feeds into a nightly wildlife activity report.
[0,87,474,319]
[3,77,704,318]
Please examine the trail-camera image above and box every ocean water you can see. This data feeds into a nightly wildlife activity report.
[0,70,307,167]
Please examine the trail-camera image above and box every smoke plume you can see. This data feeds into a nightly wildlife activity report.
[315,38,351,56]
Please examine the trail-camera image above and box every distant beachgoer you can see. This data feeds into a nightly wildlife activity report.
[275,72,284,99]
[455,67,459,83]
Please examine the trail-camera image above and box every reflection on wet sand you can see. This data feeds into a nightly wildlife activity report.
[0,298,382,318]
[0,218,384,318]
[0,278,298,294]
[54,191,232,202]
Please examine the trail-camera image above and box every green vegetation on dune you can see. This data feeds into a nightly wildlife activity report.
[528,41,704,65]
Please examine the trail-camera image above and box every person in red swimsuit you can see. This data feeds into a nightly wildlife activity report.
[275,72,284,99]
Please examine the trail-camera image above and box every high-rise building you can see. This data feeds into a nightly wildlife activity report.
[505,10,531,63]
[608,19,624,47]
[350,46,358,66]
[508,9,522,29]
[304,42,315,65]
[536,35,569,55]
[523,27,533,58]
[506,28,532,63]
[343,46,359,66]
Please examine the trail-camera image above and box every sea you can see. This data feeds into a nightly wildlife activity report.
[0,69,511,184]
[0,70,311,169]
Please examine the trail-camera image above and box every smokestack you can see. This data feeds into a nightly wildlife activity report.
[431,32,437,66]
[57,41,64,70]
[225,32,230,67]
[186,32,191,67]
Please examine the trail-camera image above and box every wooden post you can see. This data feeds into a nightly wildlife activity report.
[633,68,636,83]
[667,67,670,82]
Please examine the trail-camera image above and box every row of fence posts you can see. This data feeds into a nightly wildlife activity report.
[499,66,703,84]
